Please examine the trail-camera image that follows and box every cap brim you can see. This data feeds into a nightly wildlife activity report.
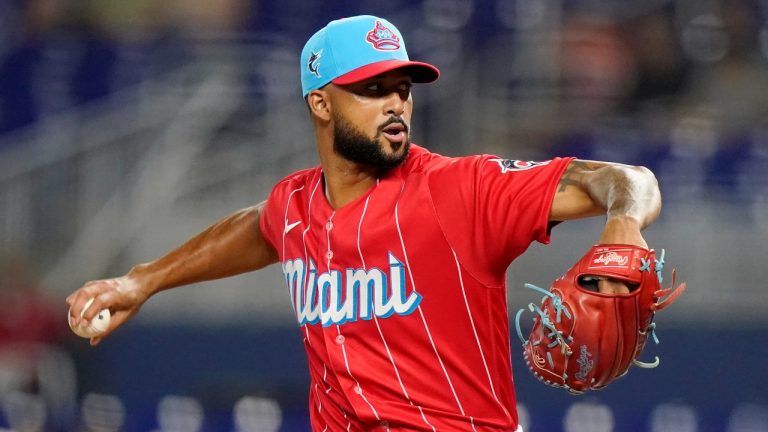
[332,59,440,86]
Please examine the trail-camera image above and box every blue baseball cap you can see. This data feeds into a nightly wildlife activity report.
[300,15,440,97]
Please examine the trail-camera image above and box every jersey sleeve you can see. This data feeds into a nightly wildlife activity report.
[428,155,574,286]
[259,186,283,254]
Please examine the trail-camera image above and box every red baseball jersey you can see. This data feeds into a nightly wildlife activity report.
[260,144,573,431]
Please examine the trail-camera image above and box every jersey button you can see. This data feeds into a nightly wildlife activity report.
[380,420,389,429]
[325,221,333,230]
[326,250,333,260]
[335,334,345,344]
[354,385,362,394]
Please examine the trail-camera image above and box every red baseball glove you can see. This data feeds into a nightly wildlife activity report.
[514,244,686,394]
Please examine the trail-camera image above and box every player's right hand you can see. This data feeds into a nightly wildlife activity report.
[66,275,150,346]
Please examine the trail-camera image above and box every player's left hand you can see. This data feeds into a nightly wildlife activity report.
[596,215,648,294]
[514,241,686,394]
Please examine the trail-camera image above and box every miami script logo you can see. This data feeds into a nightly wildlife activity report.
[281,252,422,326]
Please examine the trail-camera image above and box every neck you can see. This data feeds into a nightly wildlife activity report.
[320,153,380,209]
[313,118,391,209]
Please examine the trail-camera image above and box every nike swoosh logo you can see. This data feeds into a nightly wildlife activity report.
[284,220,301,234]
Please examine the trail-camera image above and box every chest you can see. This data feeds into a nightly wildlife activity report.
[280,175,442,272]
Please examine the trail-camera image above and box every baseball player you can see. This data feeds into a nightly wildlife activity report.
[67,15,661,431]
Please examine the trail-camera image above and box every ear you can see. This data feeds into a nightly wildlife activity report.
[307,90,331,122]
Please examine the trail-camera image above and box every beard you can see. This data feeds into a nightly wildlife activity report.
[333,113,410,172]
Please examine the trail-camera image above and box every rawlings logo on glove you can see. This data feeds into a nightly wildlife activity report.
[591,250,631,267]
[514,244,686,394]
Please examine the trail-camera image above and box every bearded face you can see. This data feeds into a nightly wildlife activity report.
[332,111,411,172]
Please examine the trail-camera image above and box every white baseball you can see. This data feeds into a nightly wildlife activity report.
[68,297,111,338]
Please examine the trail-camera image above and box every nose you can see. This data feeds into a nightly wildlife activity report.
[383,90,406,117]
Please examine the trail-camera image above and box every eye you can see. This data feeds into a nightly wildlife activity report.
[398,82,412,92]
[365,83,380,92]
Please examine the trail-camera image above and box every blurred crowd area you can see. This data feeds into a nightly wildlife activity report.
[1,0,768,211]
[2,0,768,155]
[3,0,768,197]
[2,0,768,431]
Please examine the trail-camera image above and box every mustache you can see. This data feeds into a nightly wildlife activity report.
[377,116,409,135]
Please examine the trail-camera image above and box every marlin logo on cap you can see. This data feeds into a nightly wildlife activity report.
[307,50,322,77]
[366,20,401,51]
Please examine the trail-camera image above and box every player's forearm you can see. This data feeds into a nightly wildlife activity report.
[126,203,278,297]
[581,165,661,229]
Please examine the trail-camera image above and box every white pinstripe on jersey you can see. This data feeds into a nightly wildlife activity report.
[300,176,323,346]
[282,185,305,257]
[325,209,382,422]
[324,210,335,269]
[355,180,378,268]
[356,186,436,431]
[282,186,305,315]
[336,325,381,420]
[394,182,466,417]
[314,382,322,413]
[450,246,506,414]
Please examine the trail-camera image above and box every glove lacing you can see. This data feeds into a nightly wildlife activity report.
[515,283,573,359]
[635,249,672,369]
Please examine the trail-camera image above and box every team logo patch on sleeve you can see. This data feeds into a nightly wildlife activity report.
[490,158,551,173]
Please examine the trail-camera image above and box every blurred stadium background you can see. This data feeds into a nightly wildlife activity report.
[1,0,767,430]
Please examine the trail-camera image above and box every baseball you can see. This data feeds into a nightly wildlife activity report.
[68,297,111,338]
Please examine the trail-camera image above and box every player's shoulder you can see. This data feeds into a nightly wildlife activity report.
[274,166,319,185]
[412,147,574,194]
[405,144,472,172]
[267,166,321,198]
[423,149,569,177]
[407,145,497,176]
